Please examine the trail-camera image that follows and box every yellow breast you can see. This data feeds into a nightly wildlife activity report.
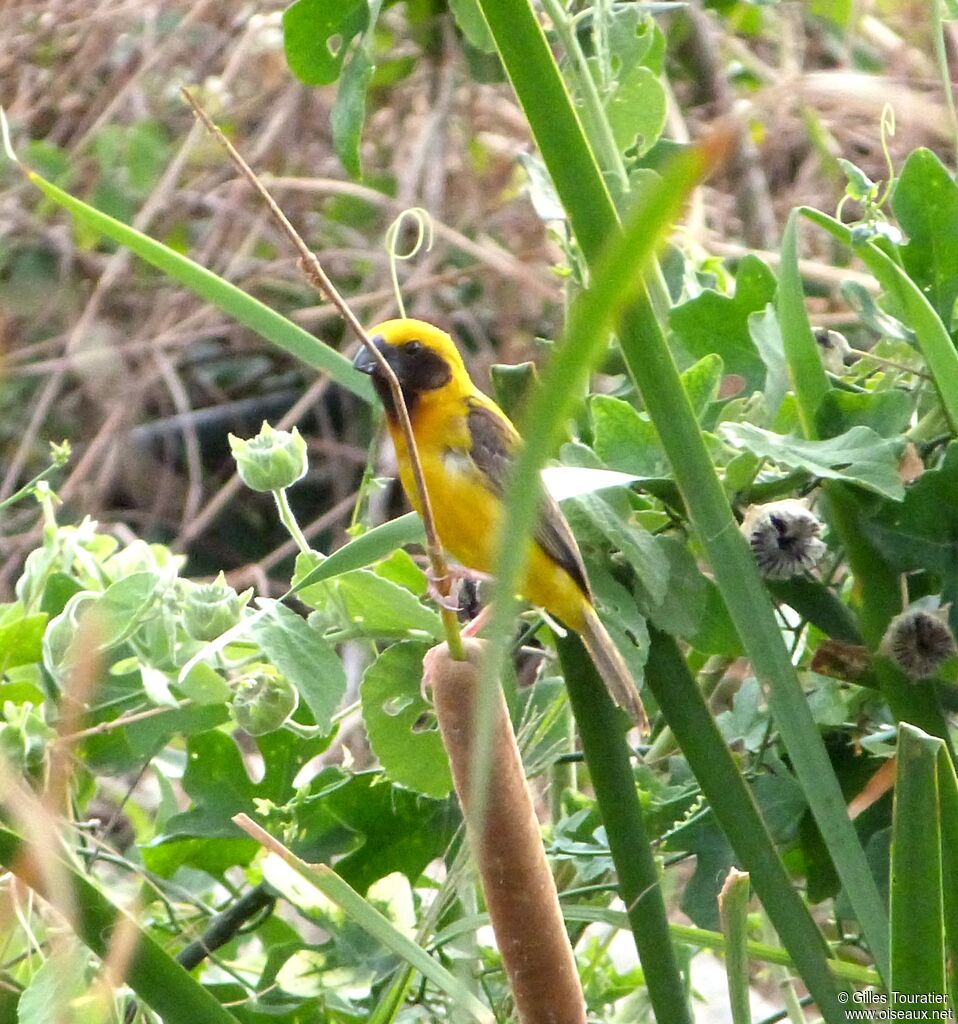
[388,395,587,631]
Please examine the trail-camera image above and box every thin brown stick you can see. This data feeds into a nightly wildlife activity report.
[55,699,193,746]
[180,88,464,658]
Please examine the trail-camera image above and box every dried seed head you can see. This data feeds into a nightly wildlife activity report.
[880,606,957,680]
[741,499,826,580]
[813,328,853,375]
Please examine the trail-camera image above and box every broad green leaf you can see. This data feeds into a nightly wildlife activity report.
[449,0,496,52]
[600,10,666,157]
[282,0,369,86]
[251,603,347,731]
[892,148,958,327]
[749,305,789,415]
[720,422,905,500]
[178,662,232,705]
[93,570,162,649]
[361,642,452,798]
[681,353,724,420]
[17,943,92,1024]
[292,769,458,893]
[865,441,958,582]
[290,513,425,598]
[816,388,913,439]
[334,570,443,638]
[591,394,665,477]
[587,565,650,683]
[332,46,375,179]
[605,65,666,158]
[670,256,777,392]
[574,492,669,604]
[0,610,46,670]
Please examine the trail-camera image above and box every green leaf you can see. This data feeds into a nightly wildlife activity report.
[333,570,443,638]
[290,513,425,598]
[816,388,913,439]
[17,943,92,1024]
[892,148,958,327]
[178,662,232,705]
[0,826,243,1024]
[332,46,375,178]
[573,492,669,604]
[670,256,777,392]
[92,570,162,649]
[251,603,347,731]
[865,441,958,582]
[0,610,46,670]
[599,10,666,157]
[681,353,724,420]
[449,0,496,52]
[591,394,665,477]
[721,422,905,500]
[361,642,452,798]
[282,0,369,86]
[749,305,789,415]
[293,770,457,893]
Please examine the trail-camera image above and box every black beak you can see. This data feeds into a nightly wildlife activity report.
[353,335,386,375]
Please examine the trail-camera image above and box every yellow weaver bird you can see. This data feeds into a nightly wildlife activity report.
[353,318,647,729]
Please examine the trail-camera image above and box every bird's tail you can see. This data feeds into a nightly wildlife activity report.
[579,604,649,734]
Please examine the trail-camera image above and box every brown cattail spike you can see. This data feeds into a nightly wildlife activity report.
[425,640,586,1024]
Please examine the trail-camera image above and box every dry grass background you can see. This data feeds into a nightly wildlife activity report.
[1,0,955,602]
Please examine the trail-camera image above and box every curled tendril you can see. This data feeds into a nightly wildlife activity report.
[384,207,435,318]
[877,103,896,208]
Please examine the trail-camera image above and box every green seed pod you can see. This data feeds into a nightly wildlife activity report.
[231,668,299,736]
[228,421,308,492]
[183,572,250,641]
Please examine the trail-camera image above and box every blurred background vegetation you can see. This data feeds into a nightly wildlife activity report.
[2,0,954,598]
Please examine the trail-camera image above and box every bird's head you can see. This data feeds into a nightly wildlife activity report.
[353,319,466,415]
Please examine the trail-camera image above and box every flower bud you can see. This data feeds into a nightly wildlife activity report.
[741,499,826,580]
[183,573,250,641]
[231,667,299,735]
[228,421,307,492]
[880,606,956,680]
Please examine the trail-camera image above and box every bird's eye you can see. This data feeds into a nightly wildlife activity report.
[405,340,422,354]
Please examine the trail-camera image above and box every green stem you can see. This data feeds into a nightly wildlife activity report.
[644,628,850,1021]
[558,633,693,1024]
[272,487,311,555]
[477,0,889,989]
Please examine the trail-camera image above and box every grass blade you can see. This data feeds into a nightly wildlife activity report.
[19,167,373,403]
[558,635,694,1024]
[719,869,753,1024]
[0,825,241,1024]
[645,628,849,1020]
[890,725,947,1003]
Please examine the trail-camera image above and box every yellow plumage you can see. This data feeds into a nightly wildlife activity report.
[353,317,646,728]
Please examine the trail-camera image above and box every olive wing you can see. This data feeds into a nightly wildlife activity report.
[466,402,591,599]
